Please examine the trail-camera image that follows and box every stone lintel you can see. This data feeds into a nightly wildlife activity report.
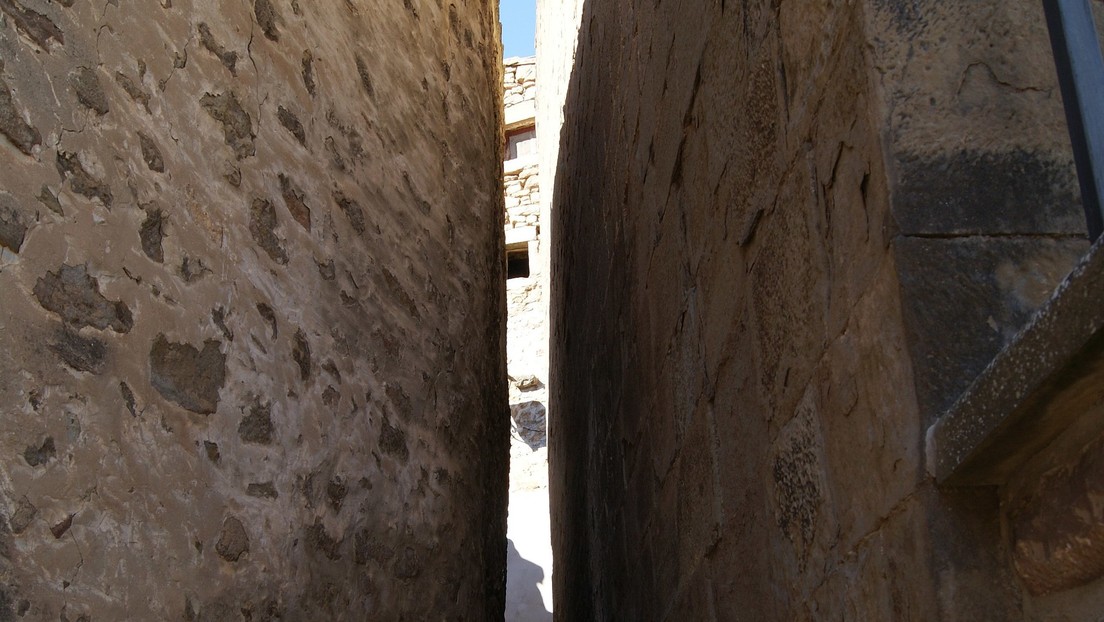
[928,235,1104,485]
[505,226,538,246]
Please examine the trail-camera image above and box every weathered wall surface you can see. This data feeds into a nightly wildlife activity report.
[544,0,1091,619]
[0,0,507,619]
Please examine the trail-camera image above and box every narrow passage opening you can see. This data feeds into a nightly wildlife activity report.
[500,2,553,620]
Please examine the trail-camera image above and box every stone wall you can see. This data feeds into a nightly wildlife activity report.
[504,58,536,114]
[0,0,507,619]
[542,0,1095,619]
[502,56,547,464]
[505,165,540,231]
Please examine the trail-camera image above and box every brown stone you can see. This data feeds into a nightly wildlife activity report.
[149,335,226,415]
[215,516,249,562]
[33,265,132,333]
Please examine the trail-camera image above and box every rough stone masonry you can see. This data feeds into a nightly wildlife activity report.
[0,0,508,619]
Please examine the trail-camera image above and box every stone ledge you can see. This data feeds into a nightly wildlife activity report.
[928,235,1104,485]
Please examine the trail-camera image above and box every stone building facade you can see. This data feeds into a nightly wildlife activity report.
[541,0,1104,620]
[502,55,554,620]
[503,56,547,472]
[0,1,508,619]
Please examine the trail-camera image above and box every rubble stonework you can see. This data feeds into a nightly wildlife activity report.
[0,1,507,619]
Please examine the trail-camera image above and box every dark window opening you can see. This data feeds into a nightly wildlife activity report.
[507,246,530,279]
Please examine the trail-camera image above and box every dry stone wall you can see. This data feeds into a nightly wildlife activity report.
[503,59,536,112]
[504,164,539,230]
[0,0,508,619]
[543,0,1094,619]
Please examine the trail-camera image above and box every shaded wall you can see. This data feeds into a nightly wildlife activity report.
[544,0,1091,619]
[0,0,507,619]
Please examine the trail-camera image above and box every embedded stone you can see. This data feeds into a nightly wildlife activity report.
[238,401,274,445]
[55,151,113,206]
[9,497,36,534]
[0,76,39,155]
[138,132,164,172]
[139,206,165,262]
[149,335,226,415]
[199,92,254,159]
[69,67,108,115]
[197,23,237,74]
[0,200,27,253]
[254,0,280,41]
[305,520,341,560]
[23,437,55,467]
[0,0,63,49]
[378,416,408,462]
[249,198,288,264]
[33,265,133,332]
[333,192,365,235]
[292,329,311,382]
[49,328,107,373]
[215,516,249,561]
[247,482,278,499]
[277,106,305,145]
